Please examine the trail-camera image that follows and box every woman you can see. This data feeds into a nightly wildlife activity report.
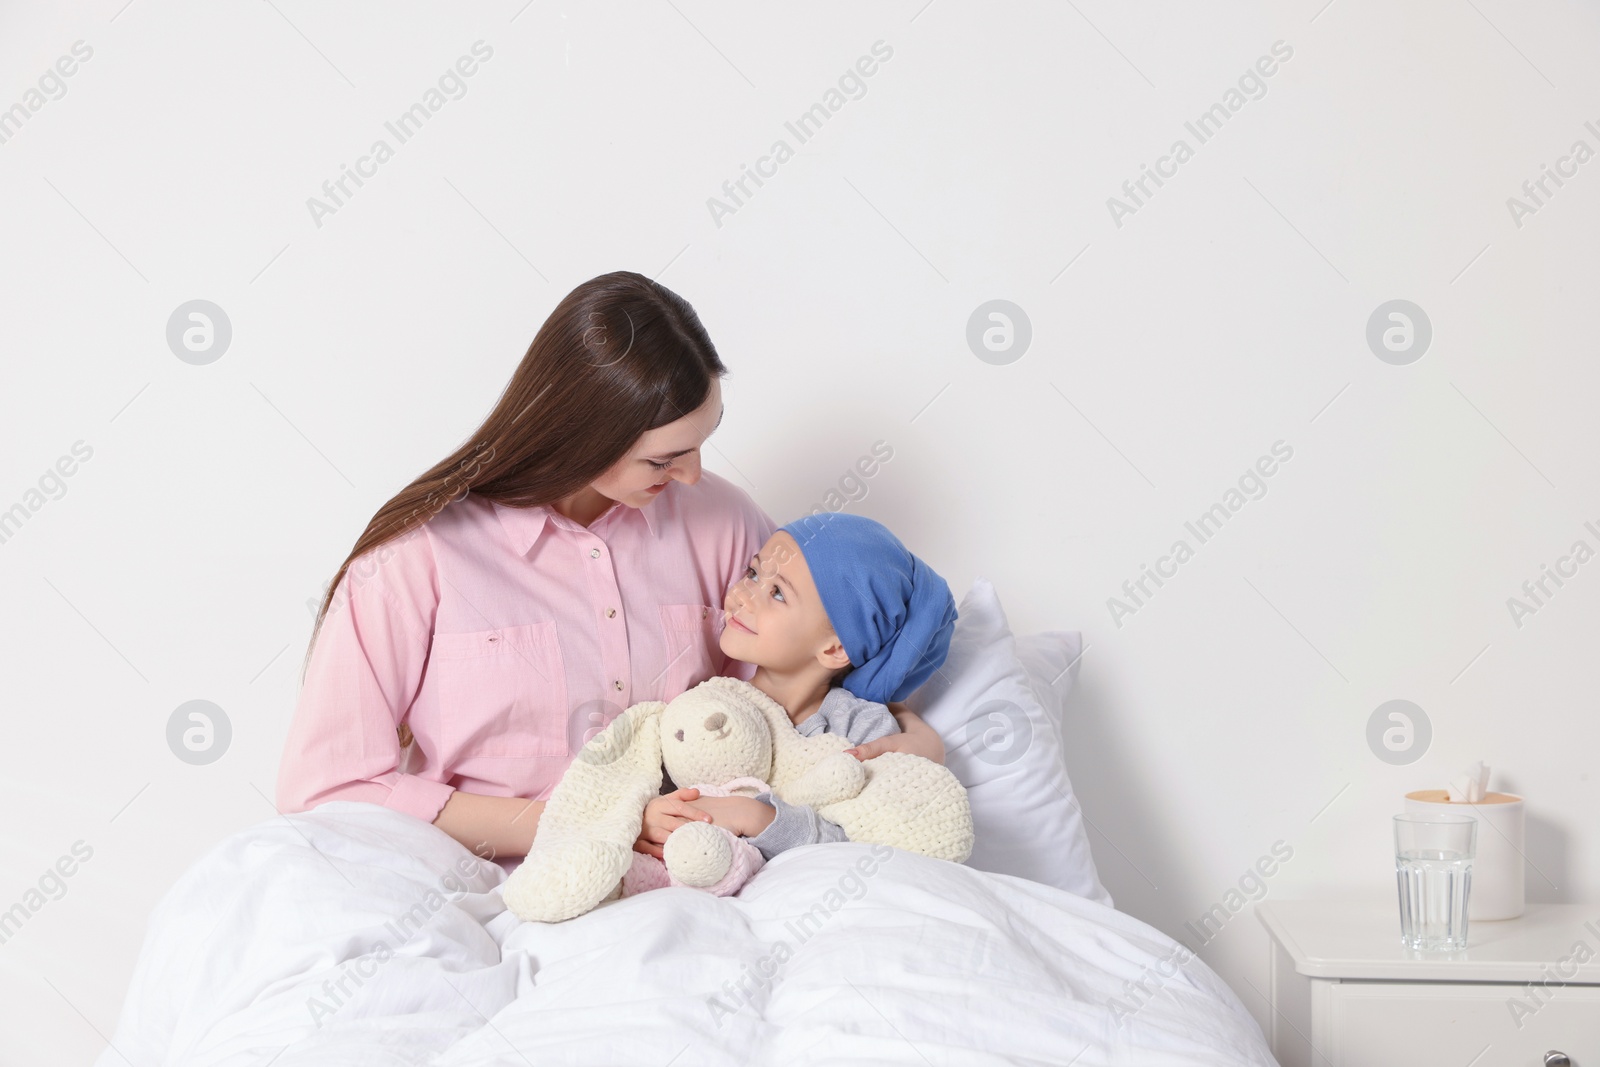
[275,271,779,868]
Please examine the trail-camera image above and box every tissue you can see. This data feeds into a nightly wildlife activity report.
[1447,761,1490,803]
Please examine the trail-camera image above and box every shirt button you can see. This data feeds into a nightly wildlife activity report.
[613,680,623,691]
[590,548,601,559]
[606,608,617,618]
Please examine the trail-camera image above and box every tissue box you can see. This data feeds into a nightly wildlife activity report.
[1404,789,1525,921]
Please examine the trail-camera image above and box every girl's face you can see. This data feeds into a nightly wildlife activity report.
[591,377,723,507]
[721,531,850,677]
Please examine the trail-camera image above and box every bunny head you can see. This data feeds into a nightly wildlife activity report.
[663,678,869,812]
[658,676,776,787]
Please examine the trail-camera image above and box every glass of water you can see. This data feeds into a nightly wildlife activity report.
[1394,812,1475,950]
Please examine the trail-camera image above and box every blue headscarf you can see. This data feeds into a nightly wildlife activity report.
[777,512,958,705]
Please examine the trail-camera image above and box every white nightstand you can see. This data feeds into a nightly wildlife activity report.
[1256,899,1600,1067]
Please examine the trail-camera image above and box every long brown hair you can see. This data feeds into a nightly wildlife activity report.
[300,270,729,686]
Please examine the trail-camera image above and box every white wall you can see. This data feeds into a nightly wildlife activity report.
[3,0,1598,1061]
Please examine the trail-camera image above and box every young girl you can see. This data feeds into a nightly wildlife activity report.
[636,511,959,861]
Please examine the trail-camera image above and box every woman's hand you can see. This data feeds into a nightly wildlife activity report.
[844,734,915,761]
[682,795,775,837]
[634,787,712,860]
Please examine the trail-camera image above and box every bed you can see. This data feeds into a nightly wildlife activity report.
[95,581,1277,1066]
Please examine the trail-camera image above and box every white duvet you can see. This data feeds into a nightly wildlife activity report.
[96,802,1275,1066]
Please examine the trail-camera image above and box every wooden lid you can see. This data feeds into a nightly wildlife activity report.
[1405,788,1521,805]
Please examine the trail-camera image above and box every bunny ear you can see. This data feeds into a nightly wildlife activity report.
[745,683,809,788]
[502,700,666,923]
[572,700,665,778]
[560,699,665,837]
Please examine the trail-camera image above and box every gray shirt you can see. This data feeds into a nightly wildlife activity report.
[661,687,900,860]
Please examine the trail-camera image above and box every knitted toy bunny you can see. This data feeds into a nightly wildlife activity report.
[502,676,973,924]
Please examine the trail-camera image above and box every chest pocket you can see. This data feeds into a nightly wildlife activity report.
[430,621,570,758]
[656,603,724,701]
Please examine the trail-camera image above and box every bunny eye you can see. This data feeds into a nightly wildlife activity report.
[674,729,684,742]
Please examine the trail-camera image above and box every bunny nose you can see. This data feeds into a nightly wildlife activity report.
[702,712,727,732]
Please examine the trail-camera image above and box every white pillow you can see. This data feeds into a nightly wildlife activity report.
[1014,630,1083,731]
[906,579,1112,908]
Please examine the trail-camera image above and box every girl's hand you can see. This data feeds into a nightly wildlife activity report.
[683,795,775,837]
[634,788,712,860]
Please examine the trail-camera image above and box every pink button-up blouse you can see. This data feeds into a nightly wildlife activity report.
[275,470,778,824]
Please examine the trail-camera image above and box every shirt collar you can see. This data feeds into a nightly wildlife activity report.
[491,490,660,556]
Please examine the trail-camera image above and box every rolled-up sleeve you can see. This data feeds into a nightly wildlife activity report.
[275,530,455,824]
